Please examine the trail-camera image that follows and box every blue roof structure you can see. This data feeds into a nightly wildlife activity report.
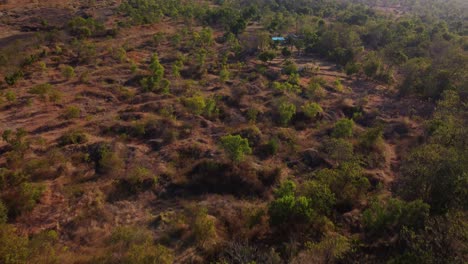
[272,37,285,41]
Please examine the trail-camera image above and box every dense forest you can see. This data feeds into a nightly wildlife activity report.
[0,0,466,263]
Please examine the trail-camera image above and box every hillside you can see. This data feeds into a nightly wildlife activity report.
[0,0,466,263]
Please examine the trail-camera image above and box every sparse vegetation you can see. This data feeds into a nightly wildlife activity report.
[0,0,466,262]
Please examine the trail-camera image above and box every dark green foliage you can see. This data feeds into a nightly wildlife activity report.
[119,0,204,26]
[260,138,279,158]
[141,53,168,93]
[332,118,354,138]
[269,181,316,227]
[363,198,430,237]
[258,50,276,64]
[315,162,370,209]
[399,144,466,214]
[300,180,336,216]
[220,134,252,162]
[321,138,355,163]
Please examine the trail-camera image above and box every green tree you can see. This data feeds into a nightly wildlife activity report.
[258,50,276,64]
[278,102,296,126]
[141,53,167,92]
[220,134,252,162]
[302,102,323,119]
[332,118,354,138]
[0,225,29,264]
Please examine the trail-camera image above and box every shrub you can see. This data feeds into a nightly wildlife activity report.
[278,102,296,126]
[219,65,230,82]
[141,53,167,92]
[63,106,81,119]
[28,83,52,100]
[7,182,46,217]
[359,126,384,149]
[4,71,23,86]
[0,225,29,264]
[258,50,276,64]
[269,195,316,227]
[127,242,174,264]
[192,207,216,247]
[28,83,61,103]
[220,134,252,162]
[332,118,354,138]
[5,91,16,103]
[302,102,323,119]
[183,95,206,115]
[272,81,300,94]
[61,65,75,79]
[95,144,124,175]
[67,16,104,39]
[333,79,344,92]
[282,60,298,75]
[274,180,296,198]
[59,130,88,146]
[315,162,370,208]
[306,77,326,100]
[300,180,336,215]
[261,138,279,157]
[183,95,218,118]
[107,226,173,264]
[246,108,259,123]
[363,198,430,237]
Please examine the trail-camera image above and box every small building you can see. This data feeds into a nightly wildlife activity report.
[272,37,285,42]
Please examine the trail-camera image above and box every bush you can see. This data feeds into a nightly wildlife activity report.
[7,182,45,218]
[220,134,252,162]
[94,144,124,175]
[269,195,316,227]
[58,130,88,146]
[306,77,326,100]
[363,198,430,237]
[282,60,298,75]
[61,65,75,79]
[0,225,29,264]
[333,79,344,92]
[141,53,167,93]
[67,16,104,39]
[183,95,206,115]
[5,91,16,103]
[277,102,296,126]
[302,102,323,119]
[260,138,279,158]
[107,226,173,264]
[246,108,259,123]
[192,207,216,247]
[258,50,276,64]
[300,180,336,216]
[219,65,230,82]
[272,81,300,94]
[28,83,61,103]
[315,162,370,208]
[4,71,23,86]
[63,106,81,119]
[359,126,383,150]
[332,118,354,138]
